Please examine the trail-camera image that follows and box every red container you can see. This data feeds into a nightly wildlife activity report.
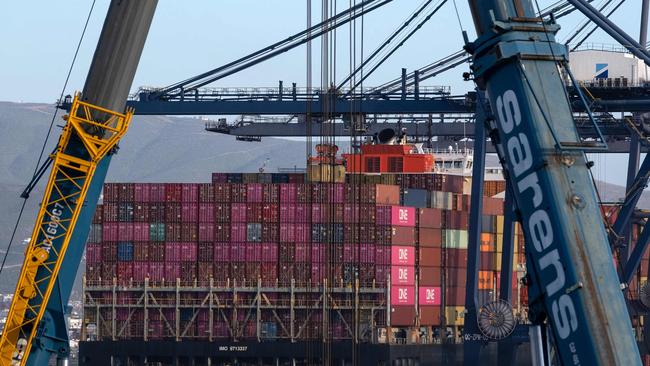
[102,223,118,241]
[231,203,247,222]
[263,184,280,203]
[263,203,279,222]
[391,246,415,266]
[134,203,149,222]
[231,262,246,281]
[150,183,166,202]
[165,223,182,241]
[101,261,116,281]
[182,184,199,202]
[180,243,197,262]
[231,223,247,242]
[247,183,263,202]
[199,183,214,202]
[295,242,310,262]
[103,183,119,202]
[280,184,297,203]
[295,224,311,242]
[117,262,133,282]
[311,263,325,283]
[246,262,261,281]
[213,242,231,261]
[148,242,165,261]
[446,249,468,268]
[148,262,164,283]
[134,183,151,202]
[375,246,390,265]
[231,243,246,261]
[391,265,415,285]
[165,203,182,222]
[198,222,214,242]
[165,262,181,280]
[390,226,416,246]
[103,203,118,221]
[295,204,311,222]
[279,243,295,261]
[133,242,148,261]
[262,224,278,242]
[445,286,466,305]
[181,202,198,222]
[93,205,103,224]
[279,223,295,242]
[419,306,442,326]
[419,208,443,228]
[165,183,182,202]
[261,263,277,286]
[419,228,442,247]
[231,184,247,202]
[480,252,496,270]
[247,203,263,222]
[280,204,296,223]
[446,267,468,286]
[118,222,134,241]
[214,183,231,202]
[133,223,149,241]
[118,183,135,202]
[86,243,102,263]
[445,210,469,230]
[391,206,416,227]
[148,203,165,222]
[420,247,442,267]
[311,243,326,263]
[359,204,376,223]
[419,266,442,286]
[215,223,231,242]
[261,243,278,262]
[180,224,197,241]
[390,286,415,305]
[246,243,261,262]
[279,263,294,285]
[164,242,181,262]
[133,261,149,283]
[198,242,214,262]
[181,262,197,282]
[419,287,442,305]
[294,263,311,284]
[215,203,230,222]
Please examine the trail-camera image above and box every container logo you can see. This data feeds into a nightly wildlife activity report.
[391,246,415,265]
[391,265,415,285]
[391,286,415,305]
[391,206,415,226]
[594,63,608,79]
[419,287,441,305]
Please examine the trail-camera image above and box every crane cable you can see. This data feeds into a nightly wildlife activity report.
[0,0,97,278]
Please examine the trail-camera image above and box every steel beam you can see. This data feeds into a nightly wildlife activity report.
[612,156,650,246]
[622,219,650,284]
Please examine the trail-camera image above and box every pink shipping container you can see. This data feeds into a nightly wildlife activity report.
[133,262,149,282]
[390,285,415,305]
[311,263,325,283]
[118,223,134,241]
[133,223,149,241]
[360,244,375,263]
[231,203,247,222]
[117,262,133,282]
[331,183,344,203]
[263,203,279,223]
[102,223,118,242]
[164,242,182,262]
[213,242,231,261]
[214,184,231,202]
[215,203,230,222]
[343,244,359,263]
[134,183,151,202]
[261,243,278,262]
[280,184,297,203]
[150,183,165,202]
[295,204,311,222]
[419,287,442,305]
[295,242,310,262]
[279,223,295,242]
[311,243,326,263]
[231,223,247,242]
[215,223,231,242]
[148,262,165,282]
[103,203,118,221]
[199,203,215,222]
[198,223,214,242]
[344,204,359,223]
[247,183,263,202]
[181,202,198,222]
[181,184,199,202]
[86,243,102,263]
[247,203,263,222]
[391,246,415,266]
[391,206,416,227]
[376,206,391,225]
[391,265,415,285]
[280,204,296,223]
[295,223,311,242]
[164,262,181,280]
[199,183,214,202]
[375,246,391,265]
[180,243,198,262]
[246,243,261,262]
[231,243,246,261]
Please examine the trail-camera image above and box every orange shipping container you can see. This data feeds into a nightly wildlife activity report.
[478,271,494,290]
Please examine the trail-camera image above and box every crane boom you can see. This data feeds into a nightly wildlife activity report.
[0,1,157,365]
[466,0,640,365]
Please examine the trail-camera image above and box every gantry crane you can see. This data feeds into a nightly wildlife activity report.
[0,0,647,365]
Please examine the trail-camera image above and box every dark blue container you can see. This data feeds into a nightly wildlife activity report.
[402,188,429,208]
[117,242,134,261]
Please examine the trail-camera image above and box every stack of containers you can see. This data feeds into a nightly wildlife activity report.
[417,208,443,326]
[388,206,417,326]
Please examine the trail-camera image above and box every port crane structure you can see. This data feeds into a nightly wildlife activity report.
[3,0,650,365]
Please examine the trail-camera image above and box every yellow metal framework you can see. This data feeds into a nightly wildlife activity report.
[0,95,133,365]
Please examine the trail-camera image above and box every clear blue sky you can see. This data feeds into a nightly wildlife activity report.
[1,0,647,103]
[0,0,647,187]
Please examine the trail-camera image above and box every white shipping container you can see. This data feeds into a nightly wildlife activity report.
[569,47,650,84]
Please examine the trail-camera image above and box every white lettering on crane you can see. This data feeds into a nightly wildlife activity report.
[496,89,578,340]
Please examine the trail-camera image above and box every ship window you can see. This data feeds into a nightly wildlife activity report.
[454,161,462,168]
[388,157,403,172]
[366,157,380,172]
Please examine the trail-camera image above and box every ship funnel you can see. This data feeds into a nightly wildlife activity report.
[378,128,397,144]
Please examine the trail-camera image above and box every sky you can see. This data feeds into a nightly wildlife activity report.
[0,0,648,186]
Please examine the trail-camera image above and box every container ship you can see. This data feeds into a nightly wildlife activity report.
[79,138,646,366]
